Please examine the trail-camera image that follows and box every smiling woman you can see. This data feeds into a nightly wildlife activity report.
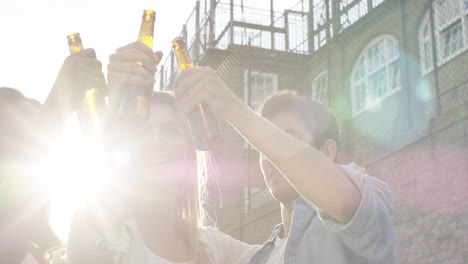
[64,91,206,263]
[58,90,261,264]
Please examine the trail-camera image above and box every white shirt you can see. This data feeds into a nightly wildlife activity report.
[20,253,41,264]
[145,248,188,264]
[68,216,261,264]
[143,227,260,264]
[199,227,261,263]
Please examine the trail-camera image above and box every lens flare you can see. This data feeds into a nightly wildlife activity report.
[40,115,107,242]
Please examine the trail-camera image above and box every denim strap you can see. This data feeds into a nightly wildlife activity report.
[248,224,284,264]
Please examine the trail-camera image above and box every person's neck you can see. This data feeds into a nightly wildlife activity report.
[134,198,191,263]
[280,202,295,238]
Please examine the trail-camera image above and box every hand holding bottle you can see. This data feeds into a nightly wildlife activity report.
[175,66,243,124]
[44,48,106,120]
[106,41,163,115]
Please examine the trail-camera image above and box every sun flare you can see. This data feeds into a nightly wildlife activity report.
[41,115,106,242]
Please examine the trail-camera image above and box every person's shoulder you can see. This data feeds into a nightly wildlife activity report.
[338,164,390,192]
[338,164,393,214]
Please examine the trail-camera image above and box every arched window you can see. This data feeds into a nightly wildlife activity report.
[311,71,328,105]
[419,0,467,74]
[350,35,401,116]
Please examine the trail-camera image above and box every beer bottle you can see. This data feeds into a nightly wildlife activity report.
[172,37,223,150]
[67,32,83,54]
[118,10,156,120]
[67,33,106,139]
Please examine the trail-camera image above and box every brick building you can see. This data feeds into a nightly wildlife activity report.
[156,0,468,263]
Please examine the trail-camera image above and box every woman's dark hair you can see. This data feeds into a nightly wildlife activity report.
[0,87,41,109]
[258,90,341,151]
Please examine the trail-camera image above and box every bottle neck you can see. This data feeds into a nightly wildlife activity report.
[174,47,194,71]
[138,21,154,49]
[68,41,83,54]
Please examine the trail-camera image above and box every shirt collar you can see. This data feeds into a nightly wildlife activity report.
[292,196,316,210]
[267,197,317,242]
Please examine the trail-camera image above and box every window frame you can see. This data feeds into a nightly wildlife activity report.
[242,70,278,148]
[440,19,464,61]
[311,71,328,105]
[419,0,467,75]
[420,18,434,73]
[350,35,401,117]
[243,70,278,111]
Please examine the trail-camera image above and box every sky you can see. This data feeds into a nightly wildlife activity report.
[0,0,200,102]
[0,0,294,103]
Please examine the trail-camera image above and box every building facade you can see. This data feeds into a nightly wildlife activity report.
[156,0,468,263]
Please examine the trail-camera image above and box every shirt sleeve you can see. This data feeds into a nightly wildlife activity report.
[67,209,130,264]
[316,165,397,263]
[200,227,262,264]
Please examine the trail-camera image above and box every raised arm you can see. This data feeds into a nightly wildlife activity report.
[175,67,361,223]
[41,48,107,140]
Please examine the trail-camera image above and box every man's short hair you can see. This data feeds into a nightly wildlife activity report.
[258,90,341,151]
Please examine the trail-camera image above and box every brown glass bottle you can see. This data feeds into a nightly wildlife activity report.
[172,37,223,150]
[67,33,106,139]
[118,10,156,120]
[67,32,83,54]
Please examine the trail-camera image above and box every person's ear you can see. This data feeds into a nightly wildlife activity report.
[319,139,337,162]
